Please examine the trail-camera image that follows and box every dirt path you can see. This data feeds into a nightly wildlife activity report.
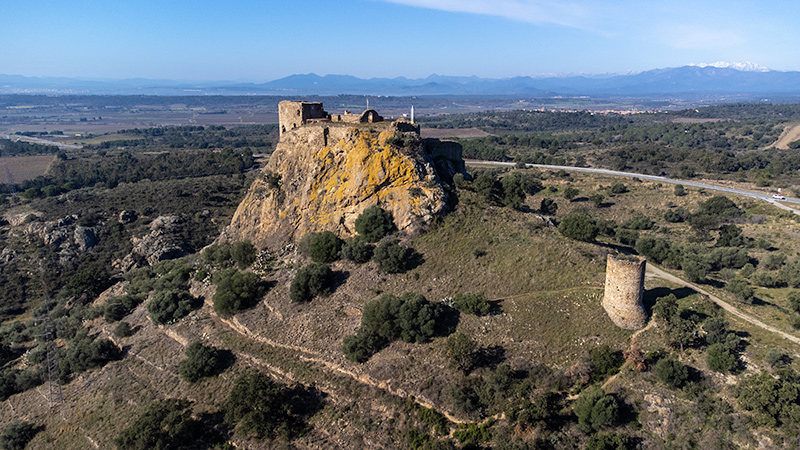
[771,122,800,149]
[602,320,655,390]
[646,264,800,345]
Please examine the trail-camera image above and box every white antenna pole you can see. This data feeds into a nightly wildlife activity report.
[411,105,415,124]
[366,98,369,109]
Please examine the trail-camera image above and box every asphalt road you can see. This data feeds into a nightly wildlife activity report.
[2,134,82,150]
[466,160,800,214]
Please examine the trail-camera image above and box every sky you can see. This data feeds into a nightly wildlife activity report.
[2,0,799,81]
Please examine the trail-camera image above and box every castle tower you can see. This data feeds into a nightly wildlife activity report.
[602,254,647,329]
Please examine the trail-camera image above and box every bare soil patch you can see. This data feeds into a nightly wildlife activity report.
[670,118,724,124]
[0,154,56,183]
[771,121,800,149]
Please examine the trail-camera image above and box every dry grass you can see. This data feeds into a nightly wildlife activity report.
[0,155,56,183]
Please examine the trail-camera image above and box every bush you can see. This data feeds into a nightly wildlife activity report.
[585,432,631,450]
[343,292,444,362]
[178,342,221,382]
[373,239,415,274]
[654,357,689,388]
[0,421,39,450]
[563,186,580,201]
[588,345,623,381]
[558,211,599,242]
[59,331,120,380]
[340,237,373,263]
[355,205,396,242]
[114,321,134,338]
[115,399,212,450]
[736,371,800,427]
[663,206,689,223]
[589,194,605,207]
[213,269,265,316]
[104,299,130,323]
[622,214,653,230]
[224,371,314,439]
[443,332,477,373]
[501,174,526,209]
[230,240,256,269]
[148,289,200,324]
[674,184,686,196]
[725,279,755,303]
[540,198,558,215]
[204,243,232,267]
[307,231,344,264]
[706,343,738,373]
[290,263,334,303]
[452,292,491,316]
[610,182,628,194]
[789,291,800,314]
[574,386,619,431]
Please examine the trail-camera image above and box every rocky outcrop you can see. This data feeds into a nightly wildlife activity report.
[129,215,189,266]
[20,215,96,265]
[222,120,463,249]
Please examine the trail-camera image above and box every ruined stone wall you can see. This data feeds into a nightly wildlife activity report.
[278,101,328,137]
[602,254,647,329]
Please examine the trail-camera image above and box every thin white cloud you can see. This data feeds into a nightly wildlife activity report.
[379,0,592,28]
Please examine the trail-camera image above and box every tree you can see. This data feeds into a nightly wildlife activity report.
[443,332,477,373]
[707,343,738,373]
[574,386,619,431]
[178,342,222,382]
[355,205,396,242]
[290,263,334,303]
[585,432,631,450]
[115,399,210,450]
[224,371,311,439]
[373,239,415,274]
[610,182,628,194]
[452,292,491,316]
[558,211,599,242]
[735,370,800,427]
[148,289,200,325]
[307,231,344,264]
[674,184,686,196]
[501,174,526,209]
[540,198,558,215]
[654,357,689,388]
[0,421,39,450]
[213,269,265,317]
[589,194,605,207]
[230,240,256,269]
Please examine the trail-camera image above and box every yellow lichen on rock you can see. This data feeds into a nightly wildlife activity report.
[220,119,455,250]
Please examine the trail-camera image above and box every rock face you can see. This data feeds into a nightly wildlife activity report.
[222,115,462,249]
[129,215,188,266]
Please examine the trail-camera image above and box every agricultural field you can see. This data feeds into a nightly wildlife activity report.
[0,154,56,184]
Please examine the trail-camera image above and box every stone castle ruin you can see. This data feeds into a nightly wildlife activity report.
[278,101,384,137]
[602,254,648,329]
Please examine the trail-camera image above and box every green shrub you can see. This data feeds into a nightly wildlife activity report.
[574,386,619,431]
[674,184,686,196]
[104,300,130,323]
[0,421,39,450]
[178,342,222,382]
[230,240,256,269]
[224,371,313,439]
[540,198,558,215]
[588,345,623,381]
[663,206,689,223]
[725,279,755,303]
[610,182,628,194]
[373,239,415,274]
[452,292,490,316]
[453,420,494,446]
[443,332,477,373]
[290,263,334,303]
[340,236,373,263]
[735,371,800,427]
[558,211,599,242]
[343,292,444,362]
[204,243,232,267]
[589,194,605,207]
[213,269,265,316]
[59,331,119,380]
[355,205,396,242]
[585,432,631,450]
[307,231,344,264]
[563,186,580,202]
[654,357,689,388]
[501,173,526,209]
[148,289,200,324]
[788,291,800,313]
[114,321,134,338]
[706,343,738,373]
[115,399,212,450]
[622,214,653,230]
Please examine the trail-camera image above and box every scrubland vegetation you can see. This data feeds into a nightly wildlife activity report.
[5,103,800,449]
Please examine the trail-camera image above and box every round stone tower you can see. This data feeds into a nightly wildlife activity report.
[602,254,647,329]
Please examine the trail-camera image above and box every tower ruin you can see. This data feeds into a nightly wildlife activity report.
[602,254,647,329]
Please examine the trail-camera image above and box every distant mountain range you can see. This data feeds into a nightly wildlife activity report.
[3,64,800,100]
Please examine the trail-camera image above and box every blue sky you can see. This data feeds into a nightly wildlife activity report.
[2,0,798,81]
